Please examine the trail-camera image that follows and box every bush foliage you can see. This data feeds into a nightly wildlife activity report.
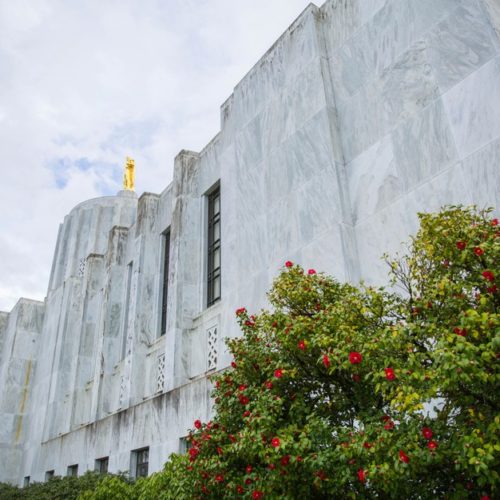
[3,207,498,499]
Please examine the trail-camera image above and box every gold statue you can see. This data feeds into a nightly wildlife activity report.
[123,156,135,191]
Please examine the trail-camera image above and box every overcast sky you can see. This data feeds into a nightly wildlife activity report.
[0,0,314,311]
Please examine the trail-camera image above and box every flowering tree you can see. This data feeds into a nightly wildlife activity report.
[86,207,499,499]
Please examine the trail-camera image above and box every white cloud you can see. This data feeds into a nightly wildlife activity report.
[0,0,314,310]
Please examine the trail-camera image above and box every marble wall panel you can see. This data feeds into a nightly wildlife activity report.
[347,134,404,224]
[482,0,500,40]
[460,137,500,210]
[392,98,458,191]
[426,1,499,92]
[380,40,439,128]
[265,108,338,204]
[442,55,500,158]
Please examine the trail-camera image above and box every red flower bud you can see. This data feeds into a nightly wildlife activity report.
[349,352,362,364]
[281,455,290,466]
[474,247,484,256]
[285,261,293,268]
[235,307,247,316]
[482,270,495,282]
[215,474,224,483]
[274,369,283,378]
[385,367,396,381]
[271,437,280,448]
[357,469,366,482]
[427,440,438,450]
[246,465,253,474]
[422,427,433,440]
[194,419,202,429]
[298,340,306,351]
[322,354,330,369]
[236,485,244,494]
[352,373,361,382]
[252,491,263,500]
[231,361,237,368]
[453,327,467,337]
[308,269,316,275]
[491,219,498,226]
[399,450,410,463]
[456,241,466,250]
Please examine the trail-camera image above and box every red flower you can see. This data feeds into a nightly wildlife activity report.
[487,285,497,294]
[215,474,224,483]
[229,434,237,443]
[296,456,303,462]
[422,427,433,440]
[239,395,250,405]
[481,496,491,500]
[363,442,372,449]
[236,485,244,494]
[274,369,283,378]
[308,269,316,275]
[235,307,247,316]
[268,463,276,470]
[474,247,484,256]
[281,455,290,466]
[245,478,253,485]
[252,491,264,500]
[231,361,237,368]
[384,420,395,431]
[385,367,396,381]
[271,437,280,448]
[427,440,438,450]
[491,219,498,226]
[246,465,253,474]
[239,384,247,391]
[243,410,251,417]
[315,470,327,480]
[245,320,255,327]
[453,327,467,337]
[399,450,410,463]
[298,340,306,351]
[349,352,362,364]
[482,270,495,282]
[456,241,466,250]
[357,469,366,482]
[352,373,361,383]
[285,261,293,268]
[323,354,330,369]
[265,381,273,390]
[194,419,202,429]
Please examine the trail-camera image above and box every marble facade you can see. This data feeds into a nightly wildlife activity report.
[0,0,499,485]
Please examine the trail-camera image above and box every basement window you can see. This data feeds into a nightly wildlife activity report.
[45,470,54,481]
[67,464,78,477]
[23,476,30,487]
[95,457,109,474]
[132,447,149,478]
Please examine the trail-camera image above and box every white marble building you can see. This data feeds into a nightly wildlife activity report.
[1,0,499,486]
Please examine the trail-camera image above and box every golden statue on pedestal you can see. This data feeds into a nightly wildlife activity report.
[123,157,135,191]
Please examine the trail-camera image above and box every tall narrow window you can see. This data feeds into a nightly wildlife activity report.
[207,186,221,307]
[121,261,133,360]
[23,476,30,487]
[160,229,171,335]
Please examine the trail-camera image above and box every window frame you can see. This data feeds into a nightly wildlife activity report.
[67,464,78,477]
[207,186,221,307]
[45,470,55,481]
[95,457,109,474]
[160,228,171,336]
[133,447,149,478]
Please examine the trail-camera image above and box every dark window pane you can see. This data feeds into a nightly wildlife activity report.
[207,187,221,307]
[161,230,170,335]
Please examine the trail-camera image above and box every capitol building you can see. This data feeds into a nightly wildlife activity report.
[1,0,499,485]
